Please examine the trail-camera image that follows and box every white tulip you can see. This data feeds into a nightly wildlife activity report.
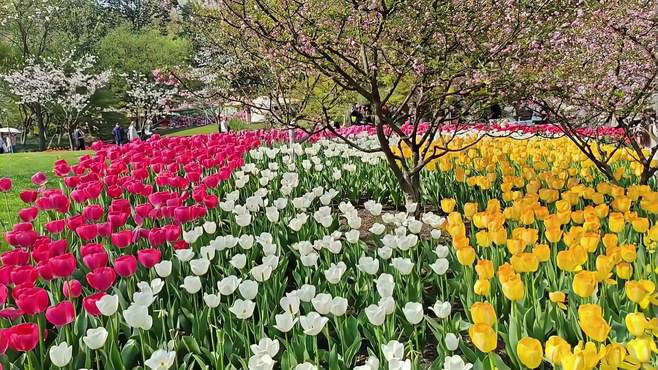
[442,355,473,370]
[300,252,319,268]
[297,284,316,302]
[311,293,333,315]
[49,342,72,367]
[230,253,247,269]
[279,293,300,315]
[96,294,118,316]
[365,304,386,326]
[376,273,395,297]
[145,349,176,370]
[353,356,380,370]
[389,359,412,370]
[324,261,347,284]
[402,302,424,325]
[218,275,242,295]
[345,229,360,243]
[391,257,414,275]
[203,293,221,308]
[431,229,443,240]
[123,303,152,330]
[407,219,423,234]
[200,245,216,261]
[250,264,273,282]
[154,260,172,277]
[273,197,287,209]
[265,206,280,223]
[347,215,362,229]
[262,254,279,268]
[379,296,396,315]
[239,280,259,300]
[369,223,386,235]
[430,258,449,275]
[429,300,452,319]
[239,234,255,249]
[382,340,405,361]
[203,221,217,235]
[250,337,279,357]
[445,333,460,351]
[294,363,318,370]
[181,276,202,294]
[330,297,348,316]
[150,278,164,295]
[435,245,450,258]
[377,246,393,260]
[175,249,194,262]
[229,299,255,319]
[247,354,276,370]
[274,311,297,333]
[189,258,210,276]
[83,327,108,350]
[299,312,328,336]
[357,256,379,275]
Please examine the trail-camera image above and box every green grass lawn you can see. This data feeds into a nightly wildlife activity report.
[0,151,92,249]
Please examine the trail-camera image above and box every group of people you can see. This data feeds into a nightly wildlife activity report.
[111,123,141,146]
[349,104,373,125]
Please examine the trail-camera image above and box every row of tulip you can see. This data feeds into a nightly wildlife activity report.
[0,127,655,370]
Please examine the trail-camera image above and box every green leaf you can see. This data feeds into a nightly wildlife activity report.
[121,339,139,367]
[182,336,202,355]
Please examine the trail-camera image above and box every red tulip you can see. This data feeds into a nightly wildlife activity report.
[36,262,55,280]
[18,207,39,222]
[48,253,77,278]
[66,215,84,231]
[50,194,70,213]
[82,204,104,221]
[137,248,161,268]
[0,284,7,304]
[111,230,132,248]
[86,267,116,291]
[62,280,82,298]
[76,224,98,240]
[7,323,39,352]
[45,301,75,326]
[1,249,30,266]
[10,266,39,285]
[0,328,8,355]
[97,222,112,238]
[114,255,137,277]
[0,178,12,192]
[45,219,66,234]
[15,287,49,315]
[0,266,12,285]
[147,228,166,247]
[19,190,38,203]
[31,172,47,186]
[0,308,23,320]
[82,249,109,270]
[82,292,106,316]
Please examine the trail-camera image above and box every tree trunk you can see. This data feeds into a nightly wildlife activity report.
[35,106,46,151]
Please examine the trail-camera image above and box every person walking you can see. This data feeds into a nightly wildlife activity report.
[127,123,139,141]
[112,124,124,146]
[73,127,85,150]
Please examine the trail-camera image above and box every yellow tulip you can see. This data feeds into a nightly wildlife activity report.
[549,291,567,310]
[615,262,633,280]
[532,244,551,262]
[464,202,478,218]
[475,230,492,247]
[600,343,627,369]
[578,304,610,342]
[475,259,494,280]
[612,197,631,212]
[573,270,598,298]
[506,239,524,255]
[602,233,618,249]
[557,249,582,272]
[620,244,637,263]
[474,279,490,296]
[545,336,572,365]
[626,336,657,363]
[516,337,543,369]
[468,323,497,353]
[625,280,656,309]
[502,277,525,301]
[456,247,476,266]
[470,302,496,326]
[440,198,456,213]
[545,226,563,243]
[489,227,507,245]
[510,252,539,273]
[631,218,649,233]
[608,213,626,233]
[486,199,501,213]
[625,312,648,337]
[580,233,600,252]
[573,342,601,369]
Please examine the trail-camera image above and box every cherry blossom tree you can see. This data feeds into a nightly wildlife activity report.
[122,70,178,131]
[517,1,658,184]
[214,0,555,204]
[1,53,111,150]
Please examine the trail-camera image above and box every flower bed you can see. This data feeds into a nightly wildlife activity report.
[0,130,656,370]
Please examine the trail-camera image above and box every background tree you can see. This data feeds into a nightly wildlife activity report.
[121,70,178,131]
[98,0,171,31]
[517,1,658,185]
[215,0,555,204]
